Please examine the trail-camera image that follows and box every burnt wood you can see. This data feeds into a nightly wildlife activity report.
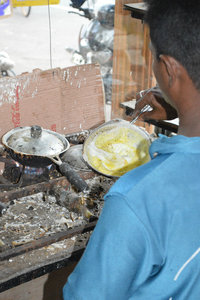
[0,173,95,204]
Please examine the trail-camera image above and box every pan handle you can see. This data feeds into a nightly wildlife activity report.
[51,156,89,193]
[59,162,89,193]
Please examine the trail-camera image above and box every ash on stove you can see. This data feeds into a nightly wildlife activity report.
[0,192,84,252]
[0,176,115,252]
[51,175,115,219]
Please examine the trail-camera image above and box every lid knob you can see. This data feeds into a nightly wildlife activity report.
[31,125,42,139]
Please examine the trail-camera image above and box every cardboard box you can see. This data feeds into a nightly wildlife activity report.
[0,63,105,137]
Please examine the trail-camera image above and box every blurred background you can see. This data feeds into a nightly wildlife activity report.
[0,0,91,74]
[0,0,115,104]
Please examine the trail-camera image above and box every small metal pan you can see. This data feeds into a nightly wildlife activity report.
[2,126,89,192]
[83,119,151,178]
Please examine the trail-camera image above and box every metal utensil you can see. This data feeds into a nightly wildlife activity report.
[130,87,154,124]
[130,104,152,124]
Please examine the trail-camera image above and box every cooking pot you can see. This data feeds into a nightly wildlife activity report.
[82,119,151,177]
[2,125,89,192]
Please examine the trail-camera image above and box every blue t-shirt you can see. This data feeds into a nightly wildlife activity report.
[63,134,200,300]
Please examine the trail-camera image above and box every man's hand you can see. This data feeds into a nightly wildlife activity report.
[126,87,178,121]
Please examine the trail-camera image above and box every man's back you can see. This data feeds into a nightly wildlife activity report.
[63,135,200,299]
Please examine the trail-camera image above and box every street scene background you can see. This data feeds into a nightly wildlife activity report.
[0,0,91,75]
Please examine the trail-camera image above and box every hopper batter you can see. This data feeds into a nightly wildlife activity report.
[85,126,150,177]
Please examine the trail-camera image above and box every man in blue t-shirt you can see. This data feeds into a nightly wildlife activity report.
[63,0,200,299]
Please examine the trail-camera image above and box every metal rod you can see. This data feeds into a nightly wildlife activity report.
[0,220,97,262]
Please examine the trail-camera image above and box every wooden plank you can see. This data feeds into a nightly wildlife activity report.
[111,0,156,132]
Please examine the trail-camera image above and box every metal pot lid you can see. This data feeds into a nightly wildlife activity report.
[2,126,70,156]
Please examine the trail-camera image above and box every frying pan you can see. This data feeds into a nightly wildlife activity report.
[82,119,151,178]
[2,125,89,193]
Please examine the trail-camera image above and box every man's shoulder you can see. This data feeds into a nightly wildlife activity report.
[107,147,200,198]
[107,153,168,197]
[105,150,200,222]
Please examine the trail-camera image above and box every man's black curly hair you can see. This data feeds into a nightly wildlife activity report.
[144,0,200,90]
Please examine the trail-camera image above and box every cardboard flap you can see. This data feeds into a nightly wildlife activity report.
[0,64,105,136]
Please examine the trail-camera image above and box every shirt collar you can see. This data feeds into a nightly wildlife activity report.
[150,134,200,158]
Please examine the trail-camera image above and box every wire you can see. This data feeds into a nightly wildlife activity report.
[47,0,53,69]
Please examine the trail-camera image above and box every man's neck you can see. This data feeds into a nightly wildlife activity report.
[178,106,200,137]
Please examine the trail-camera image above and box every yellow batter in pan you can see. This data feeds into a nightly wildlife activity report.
[86,126,150,177]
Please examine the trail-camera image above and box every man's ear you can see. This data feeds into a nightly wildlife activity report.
[159,55,180,88]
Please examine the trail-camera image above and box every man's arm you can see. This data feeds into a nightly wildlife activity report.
[126,86,178,121]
